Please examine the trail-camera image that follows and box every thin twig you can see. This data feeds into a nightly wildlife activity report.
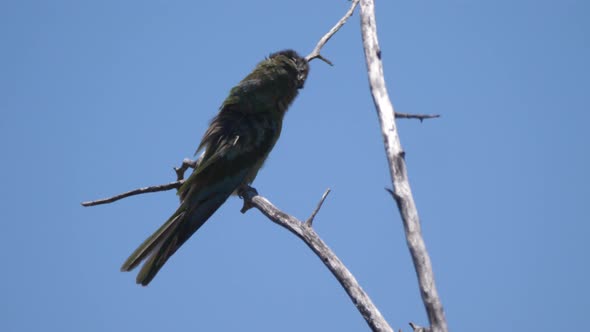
[409,322,427,332]
[359,0,448,331]
[174,158,200,181]
[305,0,360,64]
[81,157,200,207]
[395,112,440,122]
[81,180,183,207]
[305,188,331,226]
[240,187,393,332]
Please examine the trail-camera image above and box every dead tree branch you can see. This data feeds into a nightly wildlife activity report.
[174,157,201,181]
[394,112,440,122]
[305,188,331,227]
[83,168,393,331]
[81,181,183,207]
[239,186,393,332]
[303,0,439,123]
[305,0,360,65]
[81,158,203,207]
[359,0,448,331]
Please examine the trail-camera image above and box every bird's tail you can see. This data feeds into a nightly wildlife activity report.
[121,189,232,286]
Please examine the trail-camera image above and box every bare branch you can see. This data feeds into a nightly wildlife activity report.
[409,322,428,332]
[359,0,448,331]
[395,112,440,122]
[240,186,393,332]
[305,188,331,226]
[81,180,183,207]
[174,157,200,181]
[82,158,202,207]
[305,0,360,64]
[84,173,391,330]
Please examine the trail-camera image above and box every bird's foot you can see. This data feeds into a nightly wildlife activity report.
[237,185,258,198]
[238,185,258,214]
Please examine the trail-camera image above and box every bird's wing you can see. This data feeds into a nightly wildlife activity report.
[121,132,262,285]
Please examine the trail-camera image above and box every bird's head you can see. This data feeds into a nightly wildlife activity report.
[269,49,309,89]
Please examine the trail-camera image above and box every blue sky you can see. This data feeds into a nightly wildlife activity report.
[1,1,589,331]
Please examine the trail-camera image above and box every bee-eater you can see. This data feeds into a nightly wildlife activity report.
[120,50,309,286]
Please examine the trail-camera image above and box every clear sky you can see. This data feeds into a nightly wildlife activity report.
[1,1,589,331]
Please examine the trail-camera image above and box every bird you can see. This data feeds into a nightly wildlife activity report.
[120,50,310,286]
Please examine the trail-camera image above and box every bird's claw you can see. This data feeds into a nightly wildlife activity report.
[238,186,258,214]
[237,185,258,198]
